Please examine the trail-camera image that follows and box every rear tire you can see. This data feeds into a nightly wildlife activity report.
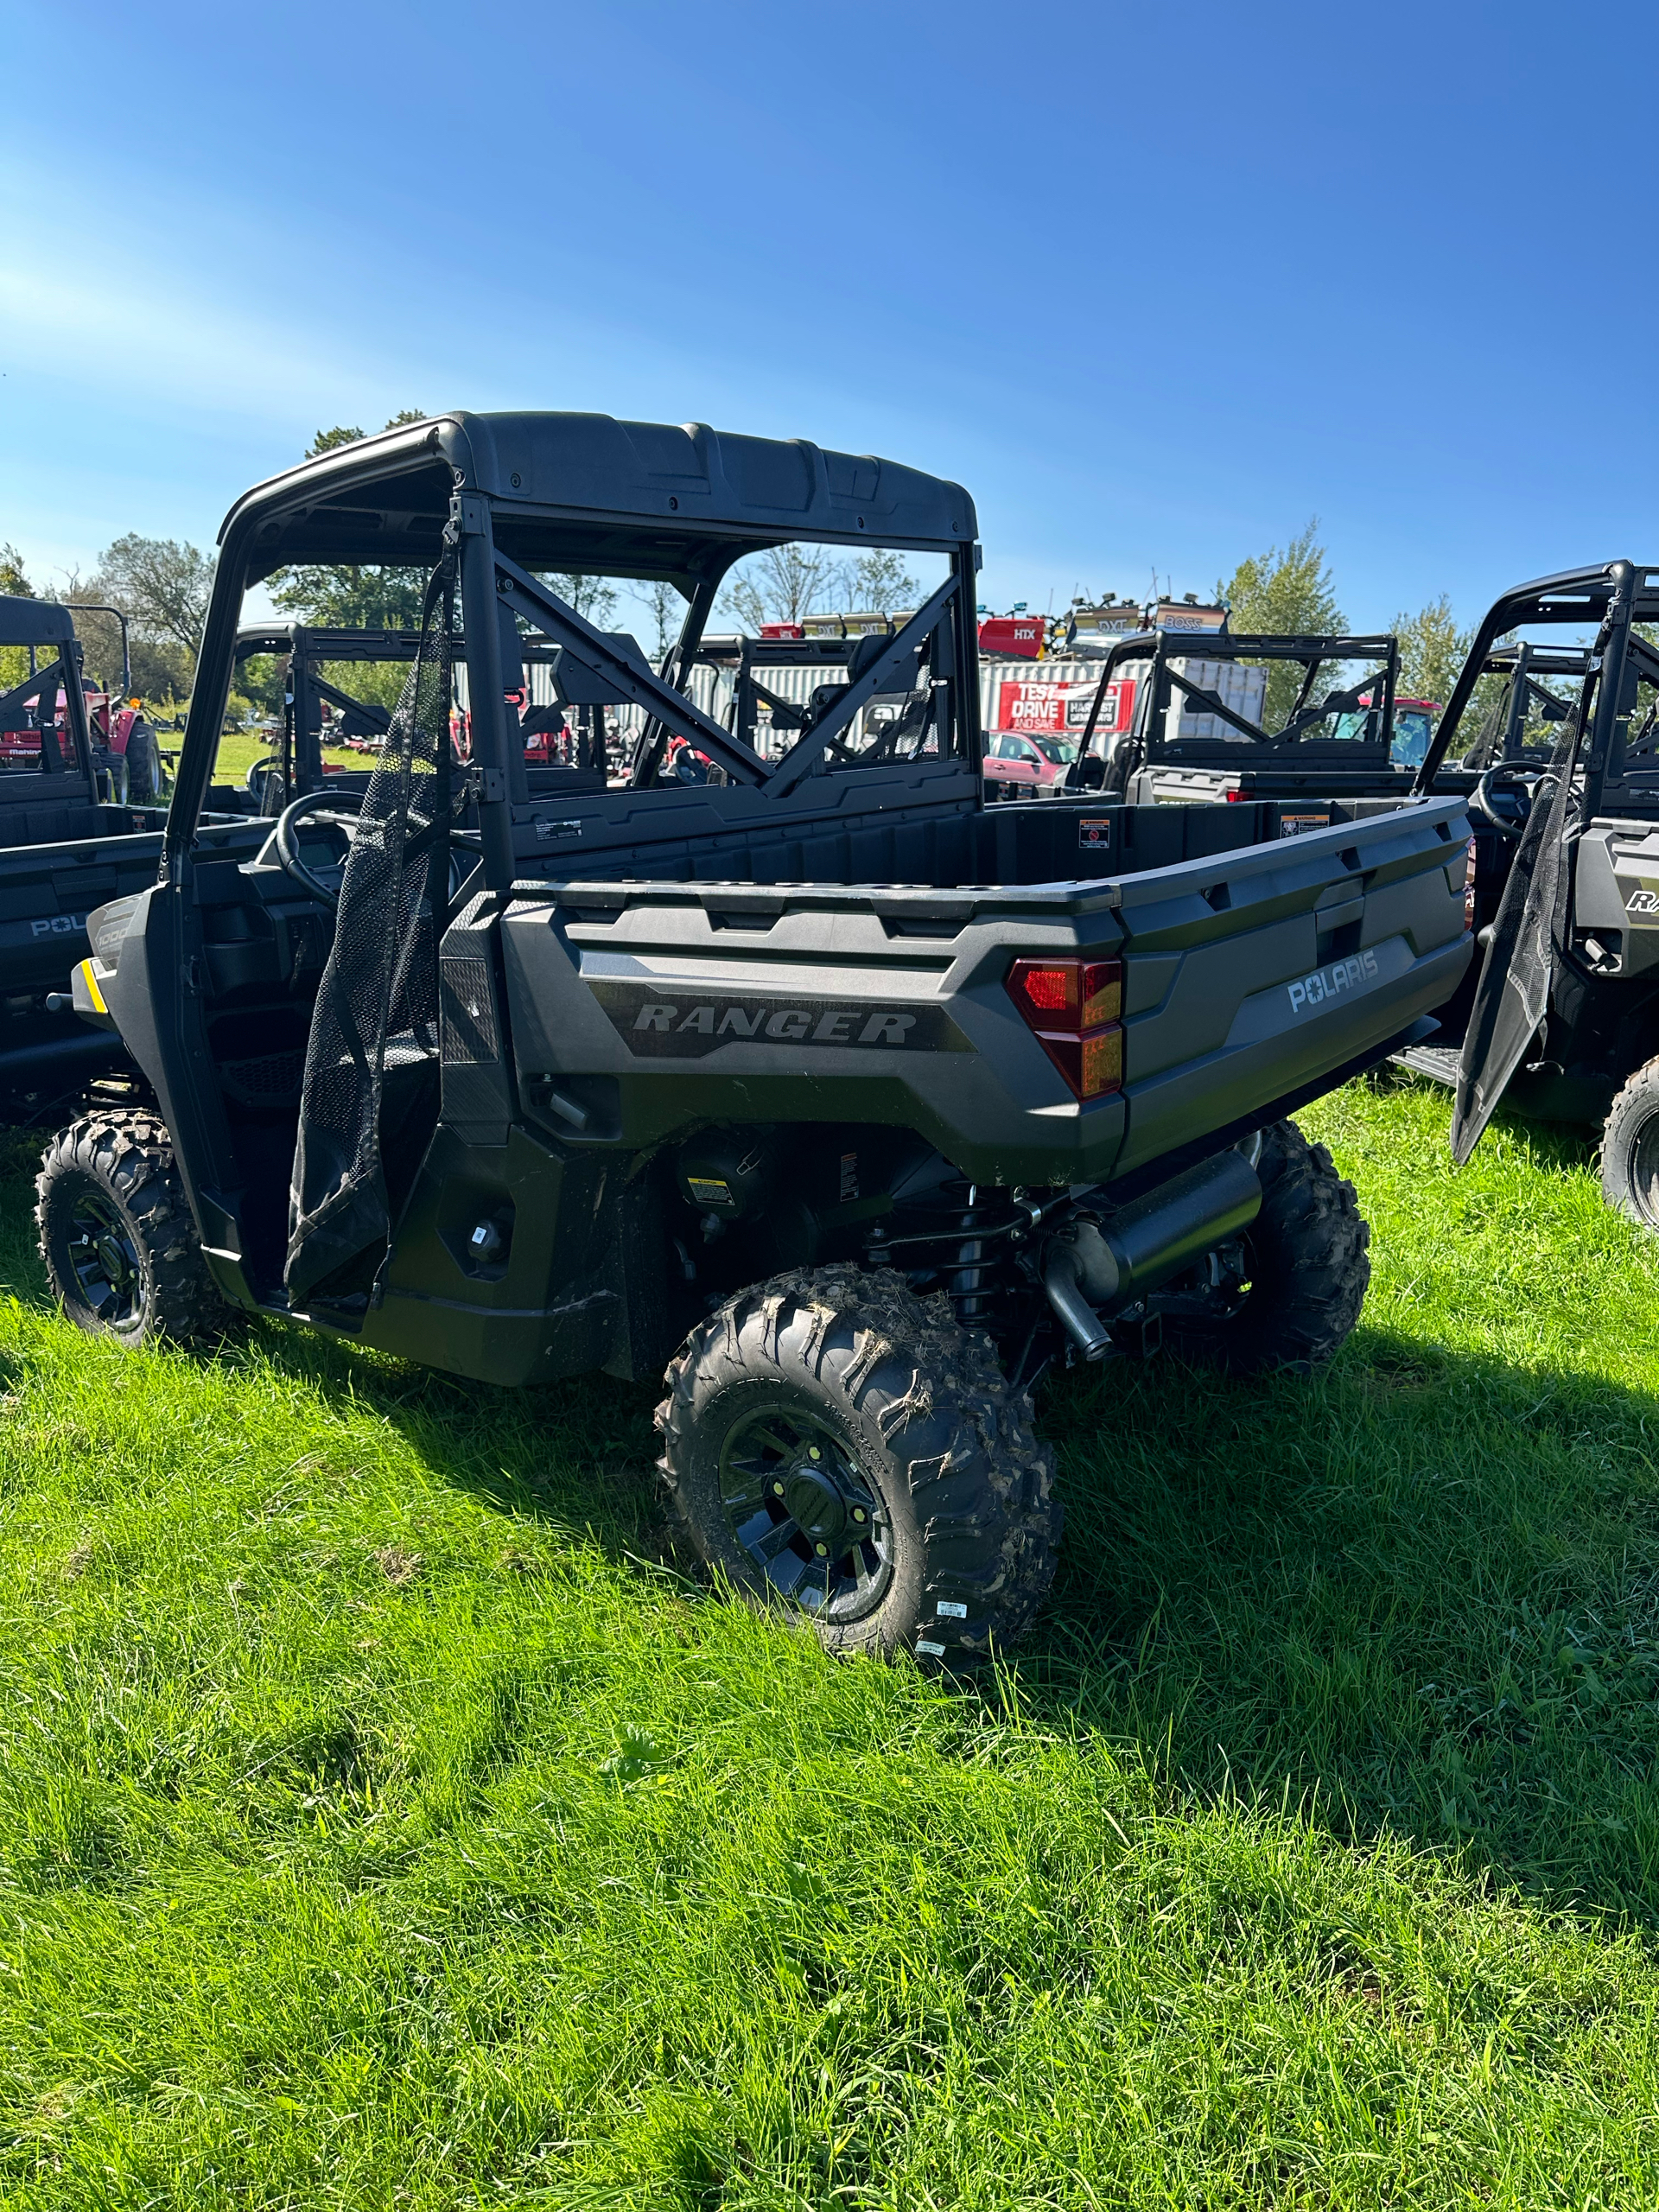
[1600,1058,1659,1231]
[1162,1119,1370,1375]
[36,1112,224,1347]
[657,1265,1059,1665]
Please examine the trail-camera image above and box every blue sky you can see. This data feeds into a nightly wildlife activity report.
[3,0,1656,633]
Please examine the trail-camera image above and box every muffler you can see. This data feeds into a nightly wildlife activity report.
[1043,1147,1262,1360]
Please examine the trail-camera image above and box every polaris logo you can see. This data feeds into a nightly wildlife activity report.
[1288,947,1380,1014]
[30,912,87,938]
[584,976,970,1058]
[1625,886,1659,918]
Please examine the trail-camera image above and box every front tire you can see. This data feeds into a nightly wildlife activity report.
[36,1112,223,1346]
[1161,1119,1371,1375]
[657,1265,1059,1664]
[1601,1058,1659,1231]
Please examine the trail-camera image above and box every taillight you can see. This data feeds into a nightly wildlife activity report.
[1005,957,1124,1100]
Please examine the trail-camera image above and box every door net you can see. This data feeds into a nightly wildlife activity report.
[1451,708,1582,1165]
[286,551,456,1312]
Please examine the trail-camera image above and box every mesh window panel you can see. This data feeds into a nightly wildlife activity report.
[286,553,456,1309]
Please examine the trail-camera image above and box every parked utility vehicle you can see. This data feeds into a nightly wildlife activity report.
[1073,567,1659,1230]
[39,414,1471,1661]
[1068,627,1414,807]
[0,595,296,1111]
[1408,563,1659,1225]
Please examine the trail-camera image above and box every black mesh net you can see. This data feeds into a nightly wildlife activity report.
[286,552,456,1311]
[1451,708,1582,1165]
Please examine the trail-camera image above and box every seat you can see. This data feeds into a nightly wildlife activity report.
[803,632,896,739]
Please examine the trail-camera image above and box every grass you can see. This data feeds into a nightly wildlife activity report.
[204,728,368,793]
[1,1080,1658,2208]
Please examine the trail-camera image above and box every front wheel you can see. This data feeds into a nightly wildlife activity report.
[36,1113,225,1347]
[1160,1119,1371,1375]
[1601,1058,1659,1231]
[656,1265,1059,1665]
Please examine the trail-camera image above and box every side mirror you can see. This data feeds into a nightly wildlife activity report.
[1067,754,1106,791]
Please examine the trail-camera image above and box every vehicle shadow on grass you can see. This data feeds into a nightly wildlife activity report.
[1024,1326,1659,1927]
[251,1298,1659,1929]
[8,1125,1659,1923]
[1379,1066,1604,1172]
[0,1124,671,1562]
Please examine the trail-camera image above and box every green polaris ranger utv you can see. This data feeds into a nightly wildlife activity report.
[38,413,1471,1662]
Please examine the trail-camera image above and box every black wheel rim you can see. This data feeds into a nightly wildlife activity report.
[64,1189,143,1325]
[717,1402,893,1623]
[1628,1110,1659,1230]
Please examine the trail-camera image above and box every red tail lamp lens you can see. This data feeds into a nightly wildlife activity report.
[1004,957,1124,1101]
[1007,957,1122,1029]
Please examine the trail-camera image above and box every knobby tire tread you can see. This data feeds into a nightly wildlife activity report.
[657,1263,1059,1664]
[1600,1057,1659,1230]
[1166,1118,1371,1375]
[36,1110,223,1345]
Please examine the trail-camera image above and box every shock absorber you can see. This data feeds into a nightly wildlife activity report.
[940,1182,998,1330]
[867,1180,1019,1332]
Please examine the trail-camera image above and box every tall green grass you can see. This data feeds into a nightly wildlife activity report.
[0,1081,1656,2209]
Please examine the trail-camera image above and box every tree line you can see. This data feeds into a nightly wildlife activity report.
[5,440,1480,723]
[1214,518,1476,710]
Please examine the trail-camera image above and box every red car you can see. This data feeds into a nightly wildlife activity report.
[982,728,1076,797]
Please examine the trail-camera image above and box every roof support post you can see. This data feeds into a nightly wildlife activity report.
[455,495,517,892]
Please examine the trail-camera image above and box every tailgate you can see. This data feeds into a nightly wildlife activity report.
[1110,797,1471,1174]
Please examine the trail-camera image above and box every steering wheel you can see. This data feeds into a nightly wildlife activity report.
[274,788,363,906]
[1471,765,1551,840]
[274,787,483,910]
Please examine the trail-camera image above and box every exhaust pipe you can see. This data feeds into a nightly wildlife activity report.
[1043,1147,1262,1359]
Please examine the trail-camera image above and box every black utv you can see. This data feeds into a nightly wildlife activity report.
[0,594,287,1113]
[1409,563,1659,1226]
[1068,575,1659,1233]
[37,413,1471,1662]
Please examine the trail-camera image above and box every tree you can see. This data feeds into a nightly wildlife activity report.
[633,577,686,663]
[1217,519,1344,638]
[541,572,620,627]
[1390,594,1470,707]
[0,543,36,689]
[719,543,849,632]
[846,547,921,613]
[88,534,216,658]
[1216,520,1344,728]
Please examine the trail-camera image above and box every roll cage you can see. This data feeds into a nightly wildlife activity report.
[1069,628,1402,794]
[1413,558,1659,823]
[178,413,983,891]
[1451,640,1592,772]
[0,595,96,780]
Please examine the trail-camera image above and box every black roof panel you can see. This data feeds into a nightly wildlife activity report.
[0,594,76,649]
[224,412,977,588]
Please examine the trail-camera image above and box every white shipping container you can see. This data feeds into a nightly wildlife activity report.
[1164,656,1266,744]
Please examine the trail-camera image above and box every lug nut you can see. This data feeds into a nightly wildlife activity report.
[808,1446,821,1460]
[815,1542,830,1557]
[772,1480,785,1496]
[851,1507,866,1522]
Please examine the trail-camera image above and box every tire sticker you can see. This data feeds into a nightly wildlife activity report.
[915,1639,946,1656]
[935,1600,967,1618]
